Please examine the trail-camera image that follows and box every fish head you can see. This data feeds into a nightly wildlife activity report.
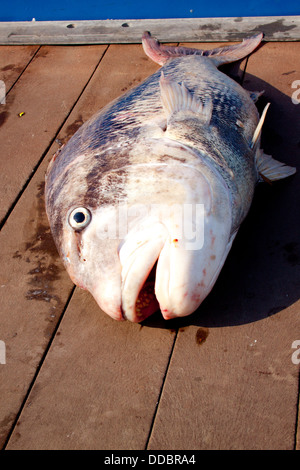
[54,203,125,321]
[143,164,234,321]
[47,158,233,323]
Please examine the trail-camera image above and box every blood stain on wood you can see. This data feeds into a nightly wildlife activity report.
[195,327,209,345]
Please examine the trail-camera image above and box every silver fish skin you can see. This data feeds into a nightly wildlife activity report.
[45,32,296,322]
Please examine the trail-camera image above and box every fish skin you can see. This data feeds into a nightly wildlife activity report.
[45,32,294,322]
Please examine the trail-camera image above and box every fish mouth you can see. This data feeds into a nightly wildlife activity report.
[134,263,160,321]
[119,222,167,323]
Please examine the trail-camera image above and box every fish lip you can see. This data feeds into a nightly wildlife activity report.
[119,223,167,322]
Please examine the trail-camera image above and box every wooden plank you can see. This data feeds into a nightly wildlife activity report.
[0,16,300,45]
[0,44,107,226]
[0,44,107,447]
[1,43,170,450]
[148,314,299,450]
[147,42,300,450]
[0,45,39,93]
[6,289,175,450]
[244,42,300,449]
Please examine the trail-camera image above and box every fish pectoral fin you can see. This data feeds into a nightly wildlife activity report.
[256,149,296,182]
[252,101,296,181]
[159,72,212,124]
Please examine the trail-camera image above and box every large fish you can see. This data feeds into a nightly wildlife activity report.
[45,32,296,322]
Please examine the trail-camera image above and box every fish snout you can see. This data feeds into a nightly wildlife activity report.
[117,195,233,322]
[155,206,233,320]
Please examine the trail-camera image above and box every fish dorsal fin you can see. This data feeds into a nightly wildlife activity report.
[159,72,212,123]
[255,149,296,182]
[251,102,270,150]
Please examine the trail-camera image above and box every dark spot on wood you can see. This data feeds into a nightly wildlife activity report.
[28,261,61,284]
[258,370,272,375]
[12,182,65,310]
[64,115,84,141]
[282,70,295,76]
[37,48,49,58]
[195,327,209,345]
[0,111,9,127]
[25,289,61,304]
[24,182,59,259]
[251,19,297,38]
[200,23,222,31]
[1,64,15,71]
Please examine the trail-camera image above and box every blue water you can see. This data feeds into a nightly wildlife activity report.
[1,0,299,21]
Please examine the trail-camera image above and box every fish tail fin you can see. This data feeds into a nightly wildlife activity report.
[204,33,263,66]
[142,31,263,66]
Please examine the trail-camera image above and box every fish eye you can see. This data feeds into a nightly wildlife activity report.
[68,207,91,230]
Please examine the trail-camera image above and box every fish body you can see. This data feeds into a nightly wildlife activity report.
[45,33,295,322]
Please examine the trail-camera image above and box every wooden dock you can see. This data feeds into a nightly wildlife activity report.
[0,38,299,450]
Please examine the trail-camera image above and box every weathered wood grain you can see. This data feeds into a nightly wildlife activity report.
[0,16,300,45]
[0,45,107,226]
[6,289,175,450]
[0,45,39,93]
